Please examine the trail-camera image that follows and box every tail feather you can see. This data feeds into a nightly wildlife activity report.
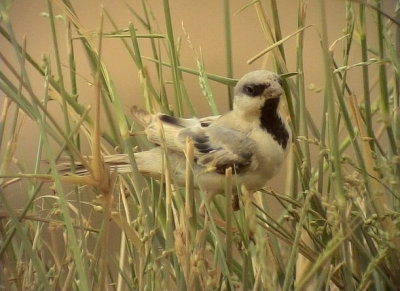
[131,105,154,127]
[131,106,185,152]
[57,149,172,180]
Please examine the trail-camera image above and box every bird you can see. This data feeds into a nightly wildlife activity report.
[61,70,291,208]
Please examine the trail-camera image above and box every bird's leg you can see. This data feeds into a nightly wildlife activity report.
[232,194,240,211]
[198,192,240,213]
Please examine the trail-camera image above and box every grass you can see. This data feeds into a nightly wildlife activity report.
[1,0,400,290]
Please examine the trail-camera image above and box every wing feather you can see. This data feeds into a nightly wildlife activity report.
[179,126,256,173]
[131,107,256,174]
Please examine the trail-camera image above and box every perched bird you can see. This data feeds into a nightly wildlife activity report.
[129,70,290,195]
[61,70,291,207]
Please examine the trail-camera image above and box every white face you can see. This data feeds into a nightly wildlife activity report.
[233,70,283,113]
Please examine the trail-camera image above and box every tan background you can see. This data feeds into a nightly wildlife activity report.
[2,0,395,198]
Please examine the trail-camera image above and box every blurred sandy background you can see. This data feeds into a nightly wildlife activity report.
[1,0,395,198]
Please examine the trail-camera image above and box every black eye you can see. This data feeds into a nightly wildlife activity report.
[242,83,269,97]
[244,86,255,95]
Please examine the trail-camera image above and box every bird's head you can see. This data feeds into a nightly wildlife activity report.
[233,70,283,114]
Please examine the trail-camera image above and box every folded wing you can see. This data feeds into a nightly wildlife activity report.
[131,106,257,174]
[179,126,256,174]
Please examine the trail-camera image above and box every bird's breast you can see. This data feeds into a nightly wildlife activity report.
[249,126,287,179]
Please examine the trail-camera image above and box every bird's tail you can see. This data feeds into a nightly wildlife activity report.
[57,148,164,180]
[131,105,155,127]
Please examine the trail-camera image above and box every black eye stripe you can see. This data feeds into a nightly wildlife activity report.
[242,83,270,97]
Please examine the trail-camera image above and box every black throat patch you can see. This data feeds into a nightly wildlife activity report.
[260,98,289,149]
